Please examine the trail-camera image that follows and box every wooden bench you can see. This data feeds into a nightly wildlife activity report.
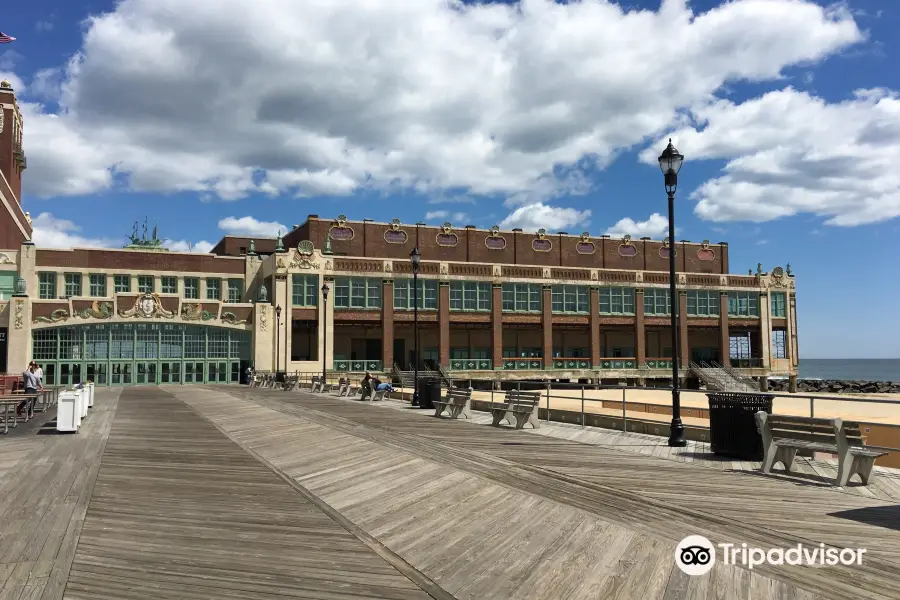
[755,412,891,486]
[282,374,299,391]
[434,387,473,420]
[336,378,352,396]
[0,394,39,434]
[490,390,541,429]
[309,377,325,393]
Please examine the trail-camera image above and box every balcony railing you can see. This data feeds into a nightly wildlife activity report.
[730,358,765,369]
[645,359,674,369]
[552,358,592,370]
[503,358,545,370]
[333,360,383,372]
[448,359,493,371]
[597,359,638,369]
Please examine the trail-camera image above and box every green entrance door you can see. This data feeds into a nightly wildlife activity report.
[135,362,158,384]
[160,362,182,384]
[58,363,82,387]
[207,361,228,384]
[184,361,204,383]
[85,363,108,385]
[111,362,132,385]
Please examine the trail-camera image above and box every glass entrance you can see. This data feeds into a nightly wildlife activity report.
[184,362,204,383]
[85,362,108,385]
[207,361,228,384]
[135,362,158,384]
[111,362,132,385]
[160,362,182,384]
[58,363,82,386]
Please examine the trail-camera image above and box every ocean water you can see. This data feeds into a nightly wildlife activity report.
[798,359,900,382]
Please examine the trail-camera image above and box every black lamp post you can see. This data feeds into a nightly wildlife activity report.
[410,247,421,407]
[658,138,687,447]
[321,283,329,386]
[275,305,282,381]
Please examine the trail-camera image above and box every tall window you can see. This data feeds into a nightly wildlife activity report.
[114,275,131,293]
[89,274,107,297]
[772,329,787,359]
[206,278,221,300]
[450,281,491,311]
[333,277,382,309]
[64,273,82,297]
[292,274,319,307]
[137,275,154,293]
[501,283,541,312]
[184,277,200,299]
[394,279,437,310]
[599,287,635,314]
[727,291,759,317]
[38,272,57,299]
[770,292,786,318]
[687,290,720,316]
[227,279,244,303]
[643,289,670,315]
[161,277,177,294]
[551,285,588,313]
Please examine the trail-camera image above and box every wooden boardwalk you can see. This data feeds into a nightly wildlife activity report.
[177,386,900,600]
[4,384,900,599]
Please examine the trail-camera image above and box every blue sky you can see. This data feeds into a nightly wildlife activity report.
[2,0,899,358]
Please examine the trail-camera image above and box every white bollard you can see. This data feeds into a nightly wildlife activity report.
[86,383,95,408]
[57,391,80,432]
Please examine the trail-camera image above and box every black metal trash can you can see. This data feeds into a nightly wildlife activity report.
[275,371,286,384]
[416,378,441,410]
[706,392,773,460]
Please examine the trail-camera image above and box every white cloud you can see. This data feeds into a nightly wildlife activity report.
[30,212,117,248]
[500,203,590,232]
[605,213,669,238]
[640,87,900,226]
[217,216,286,237]
[424,210,469,223]
[12,0,866,230]
[164,239,215,253]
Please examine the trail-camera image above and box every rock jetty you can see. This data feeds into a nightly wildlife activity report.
[767,379,900,394]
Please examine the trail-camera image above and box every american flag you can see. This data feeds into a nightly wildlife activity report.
[0,32,15,44]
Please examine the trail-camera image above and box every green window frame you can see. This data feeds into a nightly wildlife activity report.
[38,272,57,300]
[450,281,491,312]
[333,277,382,309]
[551,285,588,313]
[292,274,319,307]
[728,291,759,317]
[88,274,107,297]
[227,279,244,303]
[161,276,177,294]
[770,292,786,318]
[206,278,221,301]
[643,288,670,315]
[137,275,154,293]
[599,287,635,315]
[394,279,437,310]
[114,275,131,293]
[64,273,82,298]
[772,329,787,359]
[184,277,200,299]
[687,290,720,316]
[501,283,541,312]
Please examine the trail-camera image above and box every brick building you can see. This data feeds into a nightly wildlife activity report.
[0,79,799,386]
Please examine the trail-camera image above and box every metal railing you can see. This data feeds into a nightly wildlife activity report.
[449,359,493,371]
[332,360,383,372]
[730,357,765,369]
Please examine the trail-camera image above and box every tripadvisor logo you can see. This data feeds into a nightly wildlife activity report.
[675,536,866,575]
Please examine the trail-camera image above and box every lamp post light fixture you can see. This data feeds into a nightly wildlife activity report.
[275,304,282,381]
[321,283,330,387]
[410,247,421,407]
[658,138,687,447]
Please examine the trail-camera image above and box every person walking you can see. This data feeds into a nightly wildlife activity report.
[18,361,43,416]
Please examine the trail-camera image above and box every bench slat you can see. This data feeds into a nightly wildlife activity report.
[770,429,836,445]
[767,414,838,427]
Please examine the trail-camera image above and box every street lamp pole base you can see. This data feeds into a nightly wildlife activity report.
[668,417,687,447]
[412,391,419,407]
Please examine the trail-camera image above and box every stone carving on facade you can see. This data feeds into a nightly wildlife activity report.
[14,300,24,329]
[118,293,175,319]
[720,276,728,286]
[34,308,69,324]
[440,263,449,275]
[384,219,408,244]
[0,253,12,264]
[786,263,793,277]
[276,257,286,269]
[697,240,715,261]
[329,215,354,242]
[590,270,599,281]
[257,283,269,302]
[756,262,763,276]
[182,303,215,321]
[259,306,268,331]
[576,232,595,254]
[290,240,319,269]
[770,266,789,289]
[325,259,333,270]
[77,301,113,319]
[532,228,552,252]
[635,272,644,283]
[542,267,551,278]
[492,265,502,277]
[678,274,687,285]
[485,226,507,250]
[222,312,248,326]
[383,260,392,272]
[618,234,637,257]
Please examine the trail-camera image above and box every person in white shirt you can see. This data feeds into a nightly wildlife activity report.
[34,363,43,385]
